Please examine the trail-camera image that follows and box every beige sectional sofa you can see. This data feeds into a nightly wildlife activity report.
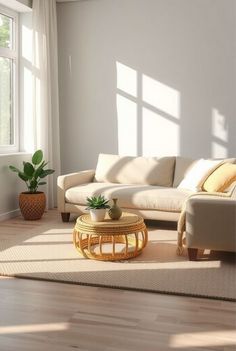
[58,154,195,222]
[185,190,236,259]
[57,154,236,260]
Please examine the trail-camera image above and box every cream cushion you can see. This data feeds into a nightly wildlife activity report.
[173,157,197,187]
[65,182,192,212]
[177,159,222,191]
[203,163,236,192]
[95,154,176,187]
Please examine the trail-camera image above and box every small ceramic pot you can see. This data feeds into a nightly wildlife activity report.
[90,208,106,222]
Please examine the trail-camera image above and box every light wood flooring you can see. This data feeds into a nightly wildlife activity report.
[0,276,235,351]
[0,212,236,350]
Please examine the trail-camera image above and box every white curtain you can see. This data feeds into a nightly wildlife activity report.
[31,0,61,208]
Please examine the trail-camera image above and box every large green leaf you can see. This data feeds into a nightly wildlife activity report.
[86,195,110,209]
[24,162,34,177]
[34,161,48,179]
[32,150,43,165]
[34,167,44,179]
[9,165,20,173]
[18,172,29,182]
[38,181,46,186]
[39,169,55,178]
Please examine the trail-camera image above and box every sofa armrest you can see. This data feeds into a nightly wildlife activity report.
[57,170,95,212]
[186,195,236,252]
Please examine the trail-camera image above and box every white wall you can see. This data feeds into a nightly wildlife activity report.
[57,0,236,173]
[0,153,31,220]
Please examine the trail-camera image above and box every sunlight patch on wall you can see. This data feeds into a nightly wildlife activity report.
[116,62,137,97]
[142,108,179,156]
[212,108,228,142]
[35,75,41,146]
[212,142,227,158]
[116,62,181,156]
[116,94,137,155]
[22,68,41,152]
[21,25,32,62]
[142,74,180,119]
[211,108,228,158]
[22,67,34,151]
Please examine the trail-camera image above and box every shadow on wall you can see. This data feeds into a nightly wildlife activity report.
[116,60,234,160]
[56,0,236,172]
[114,0,236,160]
[116,61,181,157]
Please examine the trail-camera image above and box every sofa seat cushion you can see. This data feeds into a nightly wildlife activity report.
[65,182,193,212]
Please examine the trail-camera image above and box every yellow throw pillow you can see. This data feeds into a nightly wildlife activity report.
[203,163,236,192]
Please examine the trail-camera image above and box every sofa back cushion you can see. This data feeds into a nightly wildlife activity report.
[173,157,197,187]
[94,154,176,186]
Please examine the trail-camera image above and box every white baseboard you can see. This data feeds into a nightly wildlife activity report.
[0,209,21,222]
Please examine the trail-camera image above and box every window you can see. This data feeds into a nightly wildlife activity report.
[0,6,18,153]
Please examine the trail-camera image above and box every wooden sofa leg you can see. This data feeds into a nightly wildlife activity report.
[61,212,70,222]
[188,248,198,261]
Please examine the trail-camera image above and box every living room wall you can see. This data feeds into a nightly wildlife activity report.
[0,153,31,220]
[57,0,236,173]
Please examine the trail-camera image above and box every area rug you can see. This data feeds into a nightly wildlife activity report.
[0,210,235,301]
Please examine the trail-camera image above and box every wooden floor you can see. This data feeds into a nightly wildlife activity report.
[0,276,235,351]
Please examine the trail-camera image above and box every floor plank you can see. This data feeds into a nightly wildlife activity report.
[0,276,235,351]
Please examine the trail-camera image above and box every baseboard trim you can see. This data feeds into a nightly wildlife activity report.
[0,209,21,221]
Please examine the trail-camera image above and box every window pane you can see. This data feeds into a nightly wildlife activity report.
[0,13,13,49]
[0,57,13,145]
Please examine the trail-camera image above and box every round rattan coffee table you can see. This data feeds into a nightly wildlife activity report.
[73,212,148,261]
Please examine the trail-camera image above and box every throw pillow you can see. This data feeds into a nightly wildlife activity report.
[202,163,236,192]
[177,159,222,191]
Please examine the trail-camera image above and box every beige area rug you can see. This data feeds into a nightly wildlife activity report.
[0,210,235,301]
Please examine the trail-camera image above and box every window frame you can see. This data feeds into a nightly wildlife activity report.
[0,5,19,154]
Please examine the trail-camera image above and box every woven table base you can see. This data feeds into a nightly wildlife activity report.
[73,212,148,261]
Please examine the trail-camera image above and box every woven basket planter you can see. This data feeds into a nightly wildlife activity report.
[19,192,46,220]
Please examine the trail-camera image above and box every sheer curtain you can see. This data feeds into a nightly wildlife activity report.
[32,0,61,208]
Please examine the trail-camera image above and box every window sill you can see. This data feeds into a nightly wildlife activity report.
[0,152,31,158]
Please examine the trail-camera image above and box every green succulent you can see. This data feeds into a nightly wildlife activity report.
[86,195,110,210]
[9,149,55,193]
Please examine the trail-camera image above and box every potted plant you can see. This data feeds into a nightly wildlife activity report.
[9,149,55,220]
[86,195,110,222]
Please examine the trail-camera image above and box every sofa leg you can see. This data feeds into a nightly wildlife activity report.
[61,212,70,222]
[188,248,198,261]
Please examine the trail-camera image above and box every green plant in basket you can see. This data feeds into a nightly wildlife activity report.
[9,149,55,220]
[86,195,110,210]
[9,149,55,193]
